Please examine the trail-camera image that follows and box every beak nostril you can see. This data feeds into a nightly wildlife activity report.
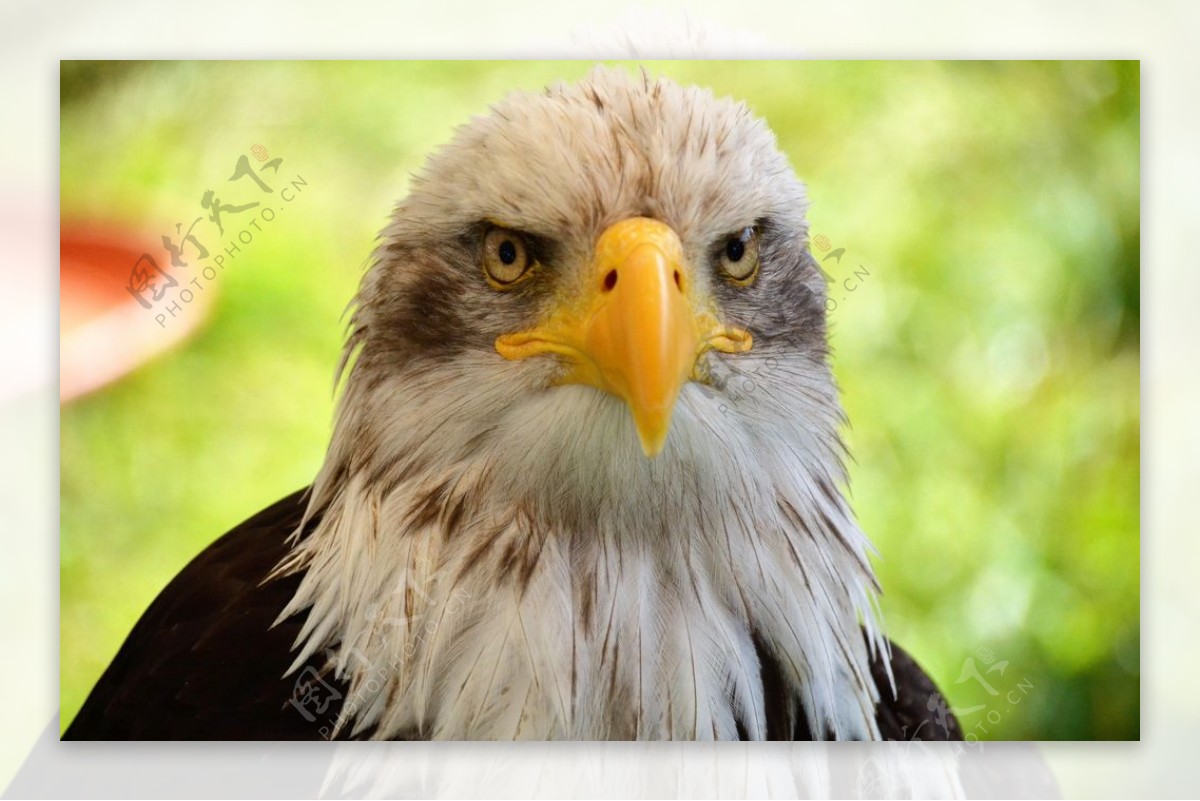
[673,270,683,292]
[603,269,618,292]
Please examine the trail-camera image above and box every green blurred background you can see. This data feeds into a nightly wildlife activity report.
[59,61,1139,740]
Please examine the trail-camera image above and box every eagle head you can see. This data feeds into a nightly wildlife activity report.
[277,66,887,741]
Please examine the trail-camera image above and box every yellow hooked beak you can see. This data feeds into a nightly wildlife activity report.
[495,218,752,457]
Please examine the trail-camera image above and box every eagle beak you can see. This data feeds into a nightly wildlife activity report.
[495,217,751,457]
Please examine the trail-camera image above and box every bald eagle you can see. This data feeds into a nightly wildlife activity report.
[65,67,960,742]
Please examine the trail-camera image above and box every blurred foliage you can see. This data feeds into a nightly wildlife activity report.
[59,61,1139,740]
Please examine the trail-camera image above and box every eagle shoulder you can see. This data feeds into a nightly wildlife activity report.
[63,488,340,740]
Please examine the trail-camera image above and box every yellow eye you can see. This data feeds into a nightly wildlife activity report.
[482,227,534,287]
[718,227,760,284]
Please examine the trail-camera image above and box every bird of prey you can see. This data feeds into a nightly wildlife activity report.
[65,67,960,742]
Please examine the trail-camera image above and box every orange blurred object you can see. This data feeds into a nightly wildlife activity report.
[59,223,215,402]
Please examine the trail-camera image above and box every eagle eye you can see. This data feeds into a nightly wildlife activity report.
[483,227,535,287]
[717,227,760,285]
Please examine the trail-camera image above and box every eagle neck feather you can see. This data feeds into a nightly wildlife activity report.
[277,358,888,741]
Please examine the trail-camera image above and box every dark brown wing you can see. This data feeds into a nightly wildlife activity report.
[871,639,963,741]
[755,634,962,741]
[63,488,345,740]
